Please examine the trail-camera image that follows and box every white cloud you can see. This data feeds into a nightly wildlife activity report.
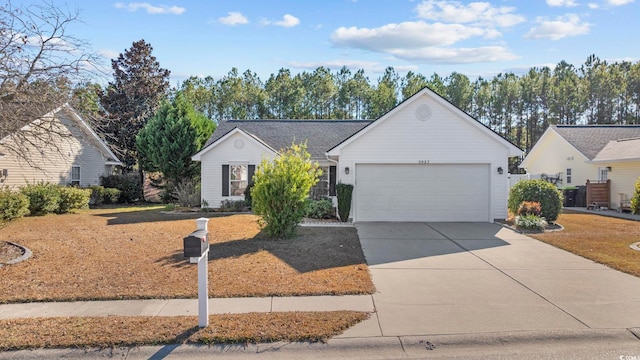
[275,14,300,28]
[261,14,301,28]
[389,46,519,64]
[546,0,579,6]
[331,21,493,51]
[415,1,525,28]
[114,2,185,15]
[588,2,600,8]
[607,0,634,5]
[525,14,591,40]
[288,60,418,76]
[218,12,249,25]
[98,49,120,59]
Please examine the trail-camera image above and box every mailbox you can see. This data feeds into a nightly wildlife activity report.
[183,229,209,258]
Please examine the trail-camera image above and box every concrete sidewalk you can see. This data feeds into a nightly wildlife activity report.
[0,295,373,319]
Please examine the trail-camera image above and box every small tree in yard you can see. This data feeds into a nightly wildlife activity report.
[252,143,321,239]
[631,177,640,215]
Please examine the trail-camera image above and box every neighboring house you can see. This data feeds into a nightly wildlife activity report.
[519,125,640,210]
[193,87,523,222]
[0,103,122,188]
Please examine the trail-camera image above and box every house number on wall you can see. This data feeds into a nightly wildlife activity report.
[418,160,429,164]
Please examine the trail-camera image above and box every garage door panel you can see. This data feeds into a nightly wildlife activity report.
[355,164,489,222]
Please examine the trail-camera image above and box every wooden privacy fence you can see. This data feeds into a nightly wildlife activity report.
[586,179,610,209]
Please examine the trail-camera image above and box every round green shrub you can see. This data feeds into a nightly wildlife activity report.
[20,182,61,216]
[57,187,91,213]
[508,179,563,222]
[0,189,30,221]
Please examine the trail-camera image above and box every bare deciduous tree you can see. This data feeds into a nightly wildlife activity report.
[0,0,101,162]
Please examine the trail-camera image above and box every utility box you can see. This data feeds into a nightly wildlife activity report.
[183,229,209,258]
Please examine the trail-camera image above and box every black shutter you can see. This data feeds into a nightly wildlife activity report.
[329,166,337,196]
[248,165,255,185]
[222,165,229,196]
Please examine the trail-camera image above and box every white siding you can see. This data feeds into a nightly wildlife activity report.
[335,93,513,221]
[607,161,640,210]
[521,129,597,187]
[200,132,276,208]
[0,111,110,189]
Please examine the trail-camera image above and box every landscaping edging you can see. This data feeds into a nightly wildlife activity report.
[0,242,32,268]
[495,221,564,234]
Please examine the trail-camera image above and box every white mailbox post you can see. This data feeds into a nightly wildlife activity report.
[183,217,210,328]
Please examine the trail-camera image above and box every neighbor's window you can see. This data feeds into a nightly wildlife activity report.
[310,166,330,199]
[598,167,608,182]
[230,164,248,196]
[566,168,572,184]
[71,166,80,186]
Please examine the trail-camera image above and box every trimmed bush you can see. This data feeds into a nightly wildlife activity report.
[631,177,640,215]
[243,182,254,208]
[0,189,30,221]
[508,179,563,222]
[100,174,141,203]
[336,183,354,222]
[252,143,321,238]
[88,186,121,205]
[57,187,91,213]
[304,197,334,219]
[20,182,61,216]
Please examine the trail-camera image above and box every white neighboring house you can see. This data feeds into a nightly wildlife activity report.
[519,125,640,210]
[0,103,122,189]
[193,87,523,222]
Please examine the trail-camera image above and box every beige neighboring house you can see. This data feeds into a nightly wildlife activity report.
[0,103,122,189]
[519,125,640,210]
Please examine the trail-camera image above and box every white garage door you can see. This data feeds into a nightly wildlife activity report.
[355,164,490,222]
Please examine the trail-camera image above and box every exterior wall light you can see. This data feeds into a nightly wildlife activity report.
[345,167,350,174]
[497,166,504,175]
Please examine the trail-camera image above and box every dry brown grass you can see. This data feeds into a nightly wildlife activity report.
[0,206,374,303]
[0,311,369,350]
[531,211,640,277]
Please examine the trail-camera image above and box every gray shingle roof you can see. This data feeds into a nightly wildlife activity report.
[592,137,640,162]
[553,125,640,160]
[204,120,373,159]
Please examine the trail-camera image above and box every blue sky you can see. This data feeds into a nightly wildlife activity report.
[38,0,640,84]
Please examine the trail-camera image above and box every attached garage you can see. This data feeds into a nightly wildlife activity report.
[355,164,490,222]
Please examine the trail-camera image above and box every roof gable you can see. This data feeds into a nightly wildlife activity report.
[198,120,371,160]
[1,103,122,165]
[592,137,640,163]
[327,87,522,157]
[552,125,640,160]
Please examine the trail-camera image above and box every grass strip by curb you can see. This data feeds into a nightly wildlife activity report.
[0,311,370,351]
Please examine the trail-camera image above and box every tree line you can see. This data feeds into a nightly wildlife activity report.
[178,55,640,153]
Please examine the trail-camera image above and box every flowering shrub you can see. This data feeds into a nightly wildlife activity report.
[517,201,542,216]
[515,214,548,231]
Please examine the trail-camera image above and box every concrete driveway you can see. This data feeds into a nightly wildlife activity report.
[340,222,640,337]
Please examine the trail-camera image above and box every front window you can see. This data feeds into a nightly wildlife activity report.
[71,166,80,186]
[310,166,329,199]
[566,168,572,184]
[230,164,248,196]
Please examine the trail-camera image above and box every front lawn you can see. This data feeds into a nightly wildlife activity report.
[0,206,374,303]
[531,211,640,277]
